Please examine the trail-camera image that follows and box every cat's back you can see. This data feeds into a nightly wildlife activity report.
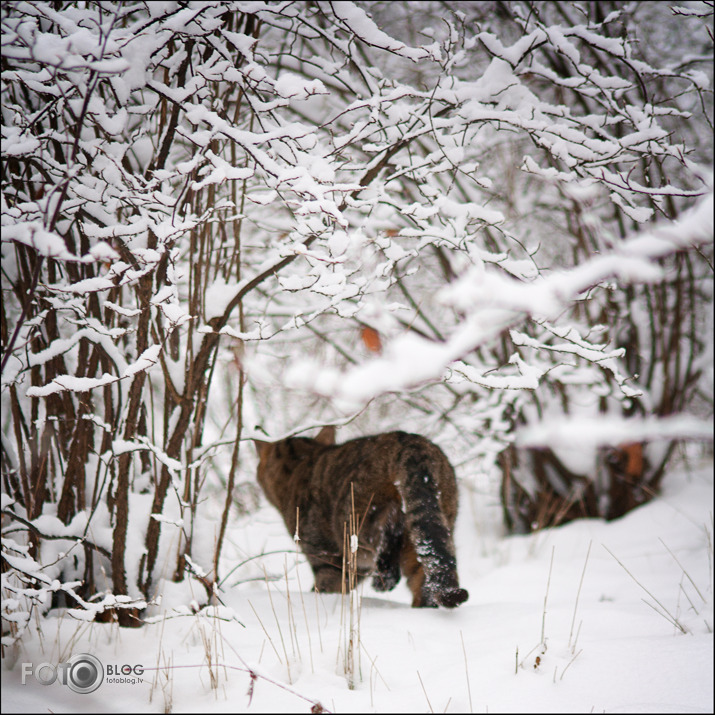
[312,430,455,487]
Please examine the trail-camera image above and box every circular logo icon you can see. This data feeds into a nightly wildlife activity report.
[67,654,104,694]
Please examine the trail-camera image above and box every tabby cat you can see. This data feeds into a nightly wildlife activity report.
[254,427,468,608]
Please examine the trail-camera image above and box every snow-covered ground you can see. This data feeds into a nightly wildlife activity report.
[2,458,712,713]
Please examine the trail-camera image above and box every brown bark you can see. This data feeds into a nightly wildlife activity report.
[500,441,665,533]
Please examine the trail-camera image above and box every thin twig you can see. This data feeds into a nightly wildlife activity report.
[541,546,555,645]
[460,631,473,713]
[417,670,434,714]
[659,537,705,602]
[263,567,293,682]
[141,661,330,712]
[569,540,591,650]
[560,649,582,680]
[221,549,301,588]
[1,509,111,560]
[603,545,687,634]
[246,600,283,665]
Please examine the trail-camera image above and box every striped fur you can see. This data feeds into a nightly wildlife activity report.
[254,427,468,608]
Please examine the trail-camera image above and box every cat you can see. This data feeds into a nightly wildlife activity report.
[254,426,468,608]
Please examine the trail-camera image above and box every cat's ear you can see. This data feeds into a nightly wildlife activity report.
[315,425,336,445]
[253,439,271,459]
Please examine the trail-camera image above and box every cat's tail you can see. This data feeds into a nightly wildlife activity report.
[396,437,469,608]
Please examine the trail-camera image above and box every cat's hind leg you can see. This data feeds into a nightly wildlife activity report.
[400,534,469,608]
[371,507,404,592]
[399,538,436,607]
[312,563,345,593]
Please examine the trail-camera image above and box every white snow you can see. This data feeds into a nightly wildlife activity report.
[2,461,711,713]
[26,344,161,397]
[204,278,240,320]
[517,414,714,450]
[273,73,328,100]
[332,3,437,62]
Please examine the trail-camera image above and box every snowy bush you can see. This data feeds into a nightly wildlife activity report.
[1,0,712,640]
